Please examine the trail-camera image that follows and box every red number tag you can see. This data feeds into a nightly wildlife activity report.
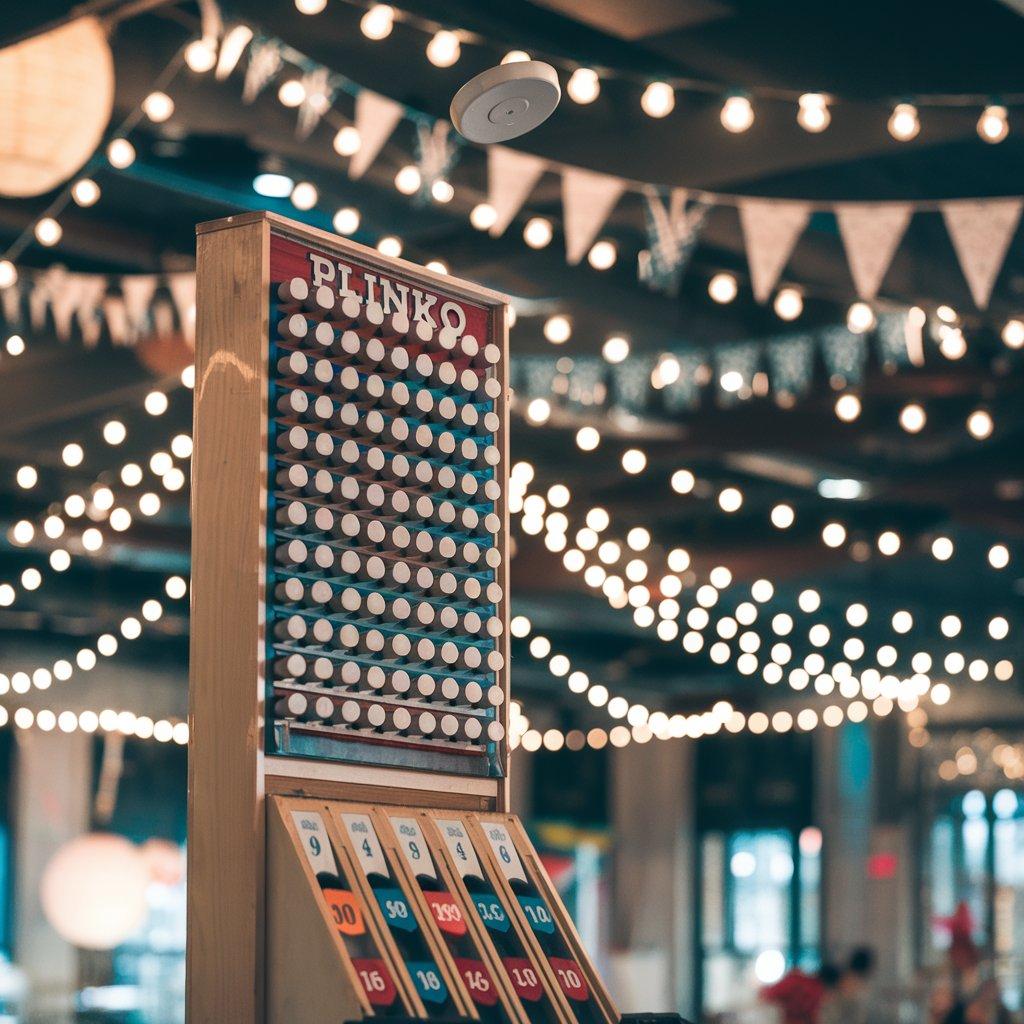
[502,957,543,1002]
[455,958,499,1006]
[425,891,467,936]
[351,958,397,1007]
[549,957,589,1001]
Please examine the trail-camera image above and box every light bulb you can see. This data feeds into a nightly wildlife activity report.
[989,543,1010,569]
[526,398,551,424]
[360,5,395,40]
[899,403,926,433]
[847,301,876,333]
[16,465,37,489]
[878,530,901,556]
[966,408,993,440]
[523,217,553,248]
[544,315,571,344]
[721,94,754,133]
[470,203,497,230]
[278,79,306,107]
[501,50,530,65]
[71,178,101,207]
[62,443,84,467]
[719,487,743,512]
[1002,318,1024,350]
[296,0,327,12]
[771,503,795,528]
[333,125,361,156]
[102,420,126,445]
[377,236,402,258]
[426,30,460,67]
[835,393,861,422]
[888,103,920,141]
[567,67,600,105]
[332,207,360,235]
[431,179,454,203]
[576,427,600,451]
[671,469,695,494]
[773,287,803,320]
[145,391,168,416]
[35,218,62,247]
[588,240,617,270]
[290,181,318,210]
[184,39,217,73]
[621,449,647,475]
[425,259,448,275]
[142,91,174,123]
[797,93,830,132]
[708,272,738,303]
[253,172,293,198]
[641,81,675,118]
[395,165,422,195]
[0,261,15,288]
[602,335,629,363]
[978,104,1008,144]
[107,138,136,168]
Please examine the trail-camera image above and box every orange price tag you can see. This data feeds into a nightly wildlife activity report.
[323,888,366,936]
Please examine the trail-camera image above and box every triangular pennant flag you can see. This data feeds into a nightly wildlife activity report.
[43,266,79,340]
[835,202,912,300]
[121,275,158,341]
[942,198,1023,309]
[167,272,197,345]
[76,275,107,348]
[487,146,547,237]
[152,298,175,338]
[738,199,811,303]
[639,186,711,295]
[0,280,19,326]
[103,294,129,345]
[561,167,626,265]
[349,89,404,179]
[296,67,333,139]
[242,39,281,103]
[29,276,50,332]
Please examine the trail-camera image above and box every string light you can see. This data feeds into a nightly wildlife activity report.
[601,335,629,363]
[834,393,861,422]
[989,544,1010,570]
[394,165,421,195]
[377,236,402,258]
[142,91,174,123]
[0,261,16,288]
[184,38,217,73]
[526,398,551,424]
[16,466,37,489]
[144,391,169,416]
[888,103,920,141]
[5,334,25,356]
[426,30,461,67]
[899,403,926,434]
[641,81,675,118]
[846,301,876,333]
[771,503,795,529]
[567,67,600,105]
[469,203,497,230]
[361,5,395,40]
[107,138,136,169]
[333,125,362,156]
[34,218,62,247]
[575,427,600,451]
[621,449,647,475]
[296,0,327,13]
[1002,319,1024,350]
[543,315,572,344]
[71,178,101,207]
[278,79,306,107]
[671,469,696,495]
[332,207,360,234]
[720,94,755,133]
[977,104,1009,144]
[797,93,831,132]
[773,287,803,321]
[588,240,617,270]
[291,181,318,210]
[523,217,553,248]
[966,408,994,440]
[708,272,738,303]
[718,487,743,513]
[61,443,84,467]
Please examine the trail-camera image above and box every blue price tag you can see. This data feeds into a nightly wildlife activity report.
[517,895,555,935]
[474,895,509,933]
[375,888,417,932]
[407,961,449,1004]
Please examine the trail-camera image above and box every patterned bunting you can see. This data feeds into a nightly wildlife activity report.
[349,90,404,179]
[942,198,1023,309]
[819,326,867,387]
[638,187,711,296]
[835,203,912,300]
[242,39,282,103]
[561,167,626,265]
[738,199,811,303]
[766,334,815,397]
[486,146,547,237]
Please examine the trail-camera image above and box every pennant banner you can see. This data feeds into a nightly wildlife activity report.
[349,90,404,179]
[836,203,913,300]
[738,199,811,303]
[639,187,710,296]
[819,325,867,387]
[942,198,1023,309]
[561,168,626,265]
[487,146,547,237]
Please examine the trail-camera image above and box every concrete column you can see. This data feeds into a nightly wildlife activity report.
[14,728,93,1016]
[609,738,696,1018]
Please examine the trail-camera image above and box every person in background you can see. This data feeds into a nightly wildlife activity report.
[760,964,829,1024]
[819,947,876,1024]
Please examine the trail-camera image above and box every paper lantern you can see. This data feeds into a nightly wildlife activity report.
[0,17,115,198]
[40,833,149,949]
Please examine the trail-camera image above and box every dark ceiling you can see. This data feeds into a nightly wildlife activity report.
[1,0,1022,733]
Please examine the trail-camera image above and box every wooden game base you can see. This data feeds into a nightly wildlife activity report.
[268,796,619,1024]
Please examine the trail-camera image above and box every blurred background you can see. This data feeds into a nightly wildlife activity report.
[1,0,1024,1021]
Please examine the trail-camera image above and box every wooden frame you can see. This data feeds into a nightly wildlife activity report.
[188,211,511,1023]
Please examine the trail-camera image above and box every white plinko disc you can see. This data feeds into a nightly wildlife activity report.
[450,61,561,144]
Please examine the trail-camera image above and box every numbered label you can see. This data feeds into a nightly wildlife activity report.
[407,961,449,1004]
[502,957,543,1002]
[425,891,467,936]
[351,958,398,1007]
[473,895,510,933]
[290,811,338,875]
[323,888,365,936]
[389,817,437,880]
[435,818,484,879]
[517,895,555,935]
[341,813,390,878]
[549,957,590,1002]
[454,958,499,1007]
[481,821,527,883]
[374,887,418,932]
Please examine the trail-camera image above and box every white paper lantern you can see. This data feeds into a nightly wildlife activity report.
[40,833,149,949]
[0,17,115,197]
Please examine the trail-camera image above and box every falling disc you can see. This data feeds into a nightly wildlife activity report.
[450,61,561,144]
